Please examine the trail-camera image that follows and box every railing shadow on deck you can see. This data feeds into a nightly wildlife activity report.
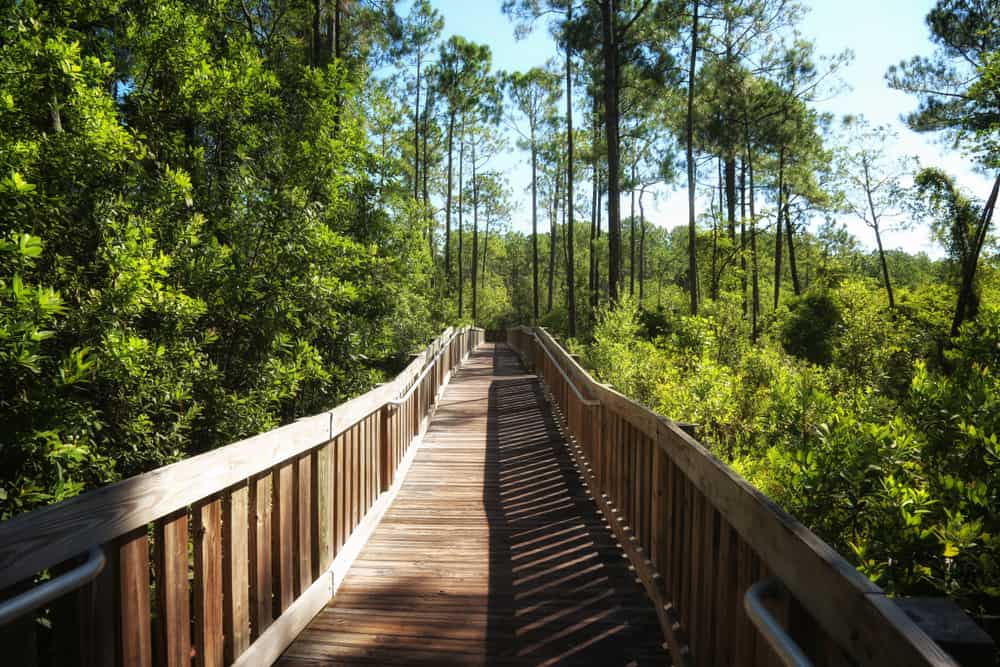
[483,346,664,666]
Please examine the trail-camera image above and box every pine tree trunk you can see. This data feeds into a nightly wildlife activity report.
[472,140,479,324]
[531,135,539,322]
[740,160,748,316]
[873,224,894,309]
[686,0,700,314]
[747,144,760,342]
[313,0,322,67]
[548,164,560,313]
[413,53,421,201]
[630,158,636,296]
[446,113,454,282]
[423,89,432,261]
[565,2,577,336]
[458,119,464,318]
[600,0,622,302]
[725,157,736,241]
[639,186,647,302]
[472,141,479,326]
[785,191,801,296]
[710,157,720,300]
[773,146,785,310]
[482,216,489,289]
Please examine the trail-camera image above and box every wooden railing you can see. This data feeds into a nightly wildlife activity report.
[0,326,484,667]
[507,326,957,667]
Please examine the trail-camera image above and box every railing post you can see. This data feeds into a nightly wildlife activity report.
[379,405,391,493]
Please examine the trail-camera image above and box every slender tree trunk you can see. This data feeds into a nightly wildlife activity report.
[313,0,322,66]
[863,161,895,309]
[565,2,577,336]
[458,119,464,318]
[472,140,479,323]
[639,186,647,302]
[414,52,421,201]
[600,0,622,302]
[446,113,454,281]
[594,175,603,310]
[773,145,785,310]
[531,135,539,322]
[686,0,700,314]
[952,173,1000,336]
[423,89,432,259]
[589,156,597,309]
[785,190,801,296]
[334,0,341,61]
[710,157,720,300]
[331,1,341,132]
[471,143,481,323]
[630,158,636,296]
[740,160,748,316]
[725,157,736,241]
[873,224,894,308]
[747,145,760,342]
[482,216,489,289]
[548,164,560,313]
[589,98,599,316]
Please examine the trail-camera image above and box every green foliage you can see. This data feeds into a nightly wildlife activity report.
[0,0,438,518]
[780,291,841,364]
[583,286,1000,615]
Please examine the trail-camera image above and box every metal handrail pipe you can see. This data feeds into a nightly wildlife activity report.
[0,546,106,627]
[744,577,813,667]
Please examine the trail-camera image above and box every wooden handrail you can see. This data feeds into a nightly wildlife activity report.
[0,325,484,666]
[507,326,956,667]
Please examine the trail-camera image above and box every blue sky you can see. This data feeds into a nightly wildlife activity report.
[403,0,994,256]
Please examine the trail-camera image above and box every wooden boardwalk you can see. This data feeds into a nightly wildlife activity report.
[278,343,668,666]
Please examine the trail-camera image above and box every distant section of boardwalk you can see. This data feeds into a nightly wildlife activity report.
[278,343,667,666]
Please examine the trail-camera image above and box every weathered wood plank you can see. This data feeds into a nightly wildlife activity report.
[155,511,190,667]
[274,464,295,613]
[194,497,224,667]
[316,444,333,573]
[295,455,312,596]
[119,528,152,667]
[249,473,273,637]
[223,485,250,663]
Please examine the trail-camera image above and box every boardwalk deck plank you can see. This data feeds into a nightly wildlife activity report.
[278,344,667,666]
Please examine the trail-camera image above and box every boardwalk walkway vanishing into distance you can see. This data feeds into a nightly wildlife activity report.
[278,344,667,665]
[0,325,961,666]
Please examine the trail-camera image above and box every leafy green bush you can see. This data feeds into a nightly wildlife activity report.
[780,291,841,365]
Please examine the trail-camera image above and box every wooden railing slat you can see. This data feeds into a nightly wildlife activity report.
[316,444,334,573]
[249,473,273,638]
[194,498,224,667]
[223,485,250,664]
[295,455,313,596]
[274,464,295,612]
[155,510,191,667]
[119,528,152,667]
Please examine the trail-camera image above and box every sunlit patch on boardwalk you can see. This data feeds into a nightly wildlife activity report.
[277,343,667,665]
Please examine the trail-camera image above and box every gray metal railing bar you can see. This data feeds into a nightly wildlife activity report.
[744,577,813,667]
[0,546,106,627]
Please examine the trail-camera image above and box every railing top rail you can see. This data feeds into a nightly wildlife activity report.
[389,327,473,406]
[0,326,472,591]
[529,330,599,407]
[513,325,956,667]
